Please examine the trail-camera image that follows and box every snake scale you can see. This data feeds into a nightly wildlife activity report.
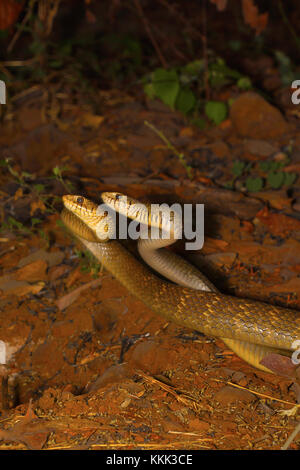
[61,193,300,374]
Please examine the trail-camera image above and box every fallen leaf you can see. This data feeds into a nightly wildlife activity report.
[14,187,23,200]
[0,0,24,30]
[85,8,97,23]
[242,0,268,35]
[0,401,53,450]
[48,264,70,282]
[209,0,227,11]
[14,259,47,282]
[260,353,299,378]
[18,249,64,268]
[202,237,229,253]
[56,278,102,310]
[30,199,46,216]
[81,112,104,128]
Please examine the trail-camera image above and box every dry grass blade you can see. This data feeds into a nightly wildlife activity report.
[281,421,300,450]
[136,370,212,412]
[212,378,300,409]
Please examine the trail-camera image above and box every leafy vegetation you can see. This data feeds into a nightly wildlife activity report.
[143,58,252,126]
[226,153,297,192]
[0,158,73,237]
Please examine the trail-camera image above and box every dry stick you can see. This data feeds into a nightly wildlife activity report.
[212,378,300,408]
[7,0,37,54]
[277,0,300,51]
[158,0,209,98]
[133,0,168,68]
[38,0,61,37]
[281,421,300,450]
[202,0,210,102]
[158,0,205,42]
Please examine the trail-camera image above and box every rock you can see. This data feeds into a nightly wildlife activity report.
[243,139,277,157]
[230,92,288,139]
[214,385,256,404]
[130,339,179,374]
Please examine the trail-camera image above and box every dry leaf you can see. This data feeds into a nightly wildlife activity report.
[56,278,102,310]
[14,259,48,282]
[14,187,23,201]
[0,401,52,450]
[210,0,227,12]
[81,112,104,128]
[30,199,46,215]
[260,353,299,378]
[18,249,64,268]
[242,0,268,35]
[85,8,97,23]
[0,0,23,30]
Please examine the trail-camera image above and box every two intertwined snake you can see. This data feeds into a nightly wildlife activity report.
[61,192,300,374]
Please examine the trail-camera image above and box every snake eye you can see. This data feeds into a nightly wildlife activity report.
[77,196,84,204]
[115,194,121,200]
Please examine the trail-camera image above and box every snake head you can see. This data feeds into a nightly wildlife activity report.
[62,194,116,241]
[62,194,99,219]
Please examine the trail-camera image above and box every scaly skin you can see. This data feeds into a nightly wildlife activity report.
[61,194,300,373]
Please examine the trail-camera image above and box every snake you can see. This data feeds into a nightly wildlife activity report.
[61,192,300,374]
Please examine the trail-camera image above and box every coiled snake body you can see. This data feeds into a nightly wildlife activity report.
[61,193,300,373]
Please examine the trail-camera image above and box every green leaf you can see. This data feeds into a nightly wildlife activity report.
[205,101,227,125]
[228,40,242,51]
[246,177,264,192]
[53,166,61,177]
[237,77,252,90]
[267,171,285,189]
[152,68,179,109]
[56,220,65,228]
[31,218,42,227]
[269,161,281,171]
[182,60,204,77]
[223,180,234,189]
[49,60,63,69]
[232,160,246,177]
[284,172,297,186]
[190,117,206,129]
[259,161,271,172]
[33,184,45,193]
[209,58,241,87]
[144,82,156,100]
[175,88,196,114]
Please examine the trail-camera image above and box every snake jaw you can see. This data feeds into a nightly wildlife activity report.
[63,194,115,241]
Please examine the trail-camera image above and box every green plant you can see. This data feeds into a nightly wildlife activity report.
[75,248,101,278]
[226,155,297,192]
[274,50,298,86]
[0,159,73,237]
[204,101,227,125]
[144,120,193,179]
[143,57,252,126]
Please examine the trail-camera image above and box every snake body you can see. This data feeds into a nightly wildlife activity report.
[61,193,300,373]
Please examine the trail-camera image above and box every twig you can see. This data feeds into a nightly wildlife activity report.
[212,378,300,408]
[0,58,37,67]
[202,0,210,101]
[158,0,205,42]
[133,0,168,68]
[277,0,300,51]
[38,0,61,37]
[144,121,193,179]
[281,421,300,450]
[7,0,37,54]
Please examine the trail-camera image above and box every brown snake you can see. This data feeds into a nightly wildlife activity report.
[61,193,300,374]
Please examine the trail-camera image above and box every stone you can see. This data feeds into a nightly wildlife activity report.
[230,92,288,139]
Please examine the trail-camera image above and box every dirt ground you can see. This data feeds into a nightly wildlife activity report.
[0,82,300,450]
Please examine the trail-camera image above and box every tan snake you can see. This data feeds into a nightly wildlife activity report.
[61,193,300,374]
